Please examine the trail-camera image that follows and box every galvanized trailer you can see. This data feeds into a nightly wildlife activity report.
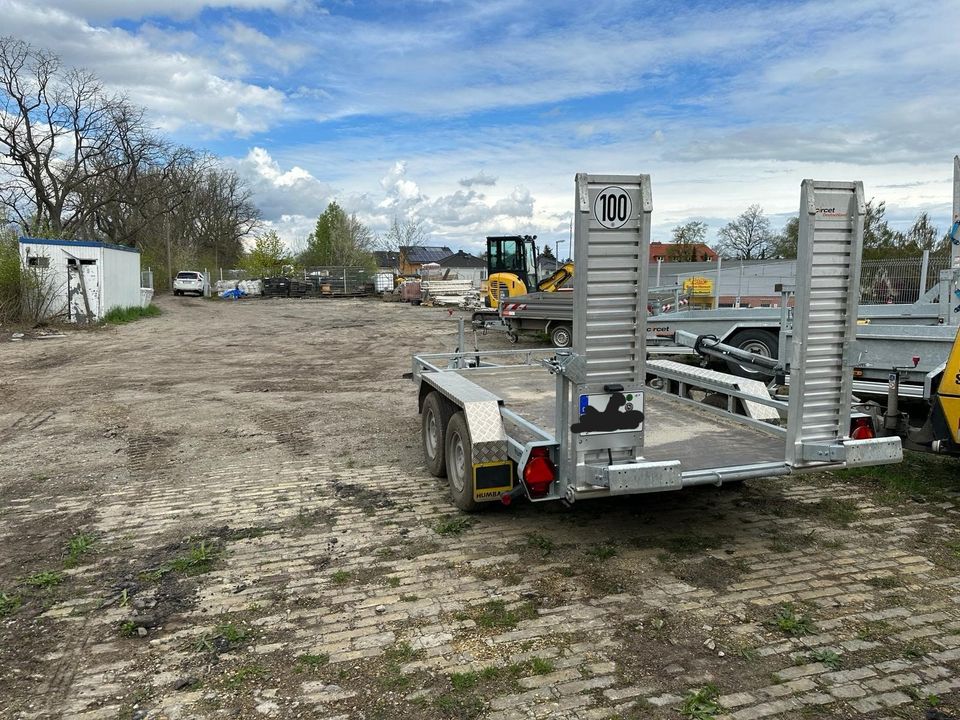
[413,174,903,510]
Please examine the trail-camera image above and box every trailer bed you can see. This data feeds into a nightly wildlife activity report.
[454,366,785,473]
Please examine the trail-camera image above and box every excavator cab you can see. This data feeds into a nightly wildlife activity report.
[485,235,539,308]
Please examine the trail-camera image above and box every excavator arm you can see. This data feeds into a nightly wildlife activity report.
[536,262,574,292]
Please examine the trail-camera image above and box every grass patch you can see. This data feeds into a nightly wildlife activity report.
[385,576,401,588]
[102,304,161,324]
[25,571,63,588]
[865,575,901,589]
[119,620,138,637]
[331,570,351,584]
[810,498,860,526]
[836,450,960,501]
[225,664,266,688]
[681,684,723,719]
[65,532,96,567]
[460,599,537,630]
[857,619,892,641]
[434,515,473,535]
[377,642,425,691]
[0,592,21,617]
[450,671,478,690]
[809,649,842,670]
[145,540,220,581]
[295,653,329,671]
[529,656,555,674]
[770,604,816,637]
[769,529,816,554]
[524,532,555,557]
[585,543,618,561]
[902,639,932,659]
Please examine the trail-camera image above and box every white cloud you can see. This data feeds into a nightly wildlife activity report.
[1,1,287,135]
[459,171,497,188]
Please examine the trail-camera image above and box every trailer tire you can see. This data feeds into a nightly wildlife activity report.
[445,411,479,512]
[724,329,778,380]
[550,324,572,348]
[422,392,453,478]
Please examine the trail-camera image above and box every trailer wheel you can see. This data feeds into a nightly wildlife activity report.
[422,392,453,478]
[550,324,572,348]
[445,411,479,512]
[508,332,519,344]
[724,329,778,380]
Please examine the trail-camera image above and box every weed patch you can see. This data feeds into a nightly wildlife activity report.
[681,684,723,719]
[585,543,617,561]
[837,451,960,502]
[295,653,329,672]
[25,571,63,588]
[0,592,21,617]
[865,575,900,589]
[103,304,161,324]
[434,515,472,535]
[524,532,554,557]
[225,664,266,688]
[458,599,537,630]
[65,532,96,566]
[770,604,816,637]
[809,649,842,669]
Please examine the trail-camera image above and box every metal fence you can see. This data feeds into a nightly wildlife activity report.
[858,253,951,304]
[214,266,373,296]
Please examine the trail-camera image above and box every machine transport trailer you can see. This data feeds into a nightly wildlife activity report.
[498,156,960,400]
[412,173,904,510]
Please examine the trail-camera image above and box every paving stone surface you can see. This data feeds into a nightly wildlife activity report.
[1,296,959,719]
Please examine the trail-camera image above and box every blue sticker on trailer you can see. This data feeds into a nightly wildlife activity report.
[573,391,644,434]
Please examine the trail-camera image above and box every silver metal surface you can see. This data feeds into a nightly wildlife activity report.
[584,460,682,494]
[420,369,502,406]
[561,173,652,499]
[647,359,780,421]
[786,180,864,466]
[463,400,509,463]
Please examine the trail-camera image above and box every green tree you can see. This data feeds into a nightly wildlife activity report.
[540,243,555,259]
[862,199,906,259]
[242,231,290,276]
[668,221,708,261]
[299,202,374,268]
[770,216,799,259]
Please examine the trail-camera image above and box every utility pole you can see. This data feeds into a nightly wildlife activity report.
[656,257,662,288]
[714,255,723,310]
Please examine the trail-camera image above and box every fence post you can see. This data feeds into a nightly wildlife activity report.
[919,250,930,302]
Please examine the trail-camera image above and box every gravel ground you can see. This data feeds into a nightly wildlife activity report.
[1,295,959,720]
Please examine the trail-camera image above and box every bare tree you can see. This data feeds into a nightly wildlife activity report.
[0,36,180,238]
[376,216,425,251]
[668,220,708,261]
[716,205,773,259]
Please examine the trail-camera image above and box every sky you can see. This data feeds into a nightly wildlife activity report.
[3,0,959,256]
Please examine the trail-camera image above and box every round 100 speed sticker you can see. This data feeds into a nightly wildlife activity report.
[593,186,632,229]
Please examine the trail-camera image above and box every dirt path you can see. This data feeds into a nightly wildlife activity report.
[1,296,959,720]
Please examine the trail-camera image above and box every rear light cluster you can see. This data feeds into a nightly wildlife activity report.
[523,447,556,497]
[850,416,875,440]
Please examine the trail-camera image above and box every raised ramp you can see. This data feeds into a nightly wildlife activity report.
[647,359,780,422]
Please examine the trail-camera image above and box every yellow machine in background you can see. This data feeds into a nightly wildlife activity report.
[484,235,573,309]
[932,326,960,452]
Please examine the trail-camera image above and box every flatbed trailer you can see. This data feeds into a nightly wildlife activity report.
[413,173,902,510]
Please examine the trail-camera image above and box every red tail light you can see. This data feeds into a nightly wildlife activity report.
[523,447,556,497]
[850,417,875,440]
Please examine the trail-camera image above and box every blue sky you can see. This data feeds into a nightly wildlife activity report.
[5,0,959,255]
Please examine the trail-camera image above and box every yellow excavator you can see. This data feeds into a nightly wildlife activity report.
[483,235,573,309]
[927,325,960,454]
